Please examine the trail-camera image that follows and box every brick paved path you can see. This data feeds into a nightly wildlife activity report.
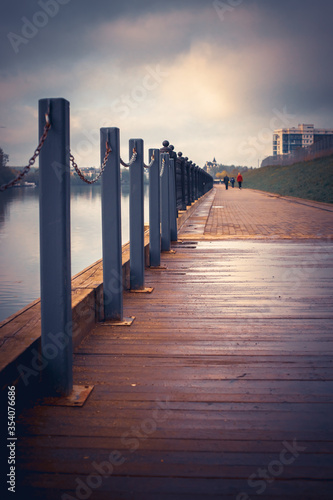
[180,186,333,240]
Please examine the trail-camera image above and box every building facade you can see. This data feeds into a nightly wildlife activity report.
[273,124,333,156]
[204,157,218,173]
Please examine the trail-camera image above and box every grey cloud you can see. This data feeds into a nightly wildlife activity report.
[3,0,333,79]
[1,0,207,67]
[1,0,333,166]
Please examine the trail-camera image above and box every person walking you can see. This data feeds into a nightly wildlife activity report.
[230,177,235,188]
[237,172,243,189]
[223,174,229,190]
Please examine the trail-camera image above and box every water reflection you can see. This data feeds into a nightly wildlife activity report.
[0,184,149,322]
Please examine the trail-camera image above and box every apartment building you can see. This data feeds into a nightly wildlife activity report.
[273,124,333,156]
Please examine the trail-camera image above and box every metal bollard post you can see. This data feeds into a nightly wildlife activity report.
[191,164,196,201]
[129,138,145,290]
[101,127,123,321]
[192,164,196,200]
[187,160,192,205]
[197,170,200,197]
[160,152,171,251]
[149,148,161,267]
[169,145,178,218]
[169,158,178,242]
[184,157,189,206]
[39,98,72,397]
[178,152,186,211]
[192,164,196,201]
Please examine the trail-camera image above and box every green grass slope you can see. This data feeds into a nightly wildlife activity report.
[243,154,333,204]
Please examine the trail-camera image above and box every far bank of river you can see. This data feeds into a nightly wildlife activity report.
[0,184,149,322]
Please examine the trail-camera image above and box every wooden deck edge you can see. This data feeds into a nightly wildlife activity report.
[177,190,214,232]
[0,192,212,392]
[0,241,146,393]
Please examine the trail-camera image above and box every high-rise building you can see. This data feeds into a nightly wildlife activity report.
[273,124,333,156]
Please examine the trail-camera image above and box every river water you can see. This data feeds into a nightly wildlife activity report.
[0,184,149,322]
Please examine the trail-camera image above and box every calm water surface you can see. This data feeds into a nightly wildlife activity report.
[0,184,149,322]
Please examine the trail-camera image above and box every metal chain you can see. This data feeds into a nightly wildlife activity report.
[0,117,51,192]
[143,152,155,169]
[70,141,111,184]
[120,148,137,168]
[160,158,165,177]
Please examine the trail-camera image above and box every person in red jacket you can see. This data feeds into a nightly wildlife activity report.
[237,172,243,189]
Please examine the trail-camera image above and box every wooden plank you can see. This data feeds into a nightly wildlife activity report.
[18,433,333,450]
[16,474,333,500]
[17,454,333,478]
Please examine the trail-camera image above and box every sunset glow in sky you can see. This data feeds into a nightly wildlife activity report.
[1,0,333,168]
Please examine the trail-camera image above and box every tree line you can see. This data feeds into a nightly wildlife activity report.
[0,148,148,187]
[208,164,252,180]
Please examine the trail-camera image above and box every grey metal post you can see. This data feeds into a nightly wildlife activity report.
[101,127,123,321]
[169,145,178,218]
[192,164,196,200]
[178,152,186,210]
[149,148,161,267]
[187,161,192,205]
[192,164,195,201]
[191,164,195,201]
[39,98,72,397]
[169,158,178,242]
[194,167,198,198]
[193,166,196,199]
[160,152,170,251]
[130,138,145,290]
[184,157,189,206]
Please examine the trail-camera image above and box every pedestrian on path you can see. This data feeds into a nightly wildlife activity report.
[223,174,229,190]
[237,173,243,189]
[230,177,235,188]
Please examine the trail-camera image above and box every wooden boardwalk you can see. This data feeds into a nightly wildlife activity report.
[16,187,333,499]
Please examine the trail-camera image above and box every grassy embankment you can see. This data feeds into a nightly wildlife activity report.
[243,154,333,204]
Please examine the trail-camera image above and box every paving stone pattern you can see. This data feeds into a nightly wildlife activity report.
[180,186,333,240]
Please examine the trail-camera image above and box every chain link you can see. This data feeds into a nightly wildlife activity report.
[0,117,51,192]
[143,152,155,169]
[160,158,165,177]
[70,141,111,184]
[120,148,137,168]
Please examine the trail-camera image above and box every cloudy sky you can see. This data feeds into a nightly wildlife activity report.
[1,0,333,168]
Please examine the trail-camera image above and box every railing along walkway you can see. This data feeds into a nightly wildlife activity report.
[15,186,333,499]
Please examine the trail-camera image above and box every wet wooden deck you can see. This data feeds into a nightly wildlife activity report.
[16,187,333,499]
